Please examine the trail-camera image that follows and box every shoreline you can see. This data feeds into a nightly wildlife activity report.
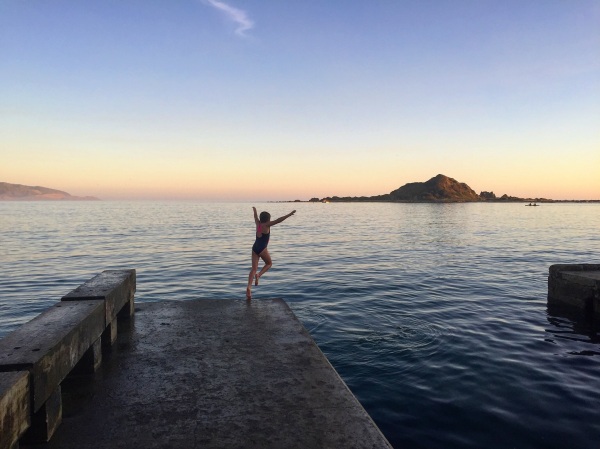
[276,199,600,203]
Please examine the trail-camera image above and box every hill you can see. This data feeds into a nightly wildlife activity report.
[387,174,480,202]
[0,182,99,201]
[320,174,483,203]
[312,174,568,203]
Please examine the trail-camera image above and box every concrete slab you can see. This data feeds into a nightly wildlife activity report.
[0,301,105,411]
[62,270,136,326]
[47,299,392,449]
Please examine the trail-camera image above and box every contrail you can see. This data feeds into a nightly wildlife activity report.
[205,0,254,37]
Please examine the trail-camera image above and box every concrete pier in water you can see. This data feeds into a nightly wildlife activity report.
[548,264,600,319]
[0,270,392,449]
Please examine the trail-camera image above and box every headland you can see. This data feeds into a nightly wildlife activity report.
[0,182,99,201]
[288,174,599,203]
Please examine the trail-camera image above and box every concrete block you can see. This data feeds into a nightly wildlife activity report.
[102,318,118,348]
[21,386,62,444]
[548,264,600,317]
[117,298,135,319]
[71,338,102,375]
[0,372,30,449]
[0,300,105,411]
[561,271,600,287]
[548,278,593,307]
[62,270,136,326]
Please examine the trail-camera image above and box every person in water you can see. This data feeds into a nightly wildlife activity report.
[247,207,296,300]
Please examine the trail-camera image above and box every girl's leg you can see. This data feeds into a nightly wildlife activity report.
[247,251,259,299]
[255,250,272,285]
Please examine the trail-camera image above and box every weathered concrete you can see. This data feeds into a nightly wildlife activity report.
[62,269,136,328]
[548,264,600,318]
[21,386,62,444]
[101,318,118,348]
[48,299,393,449]
[0,270,138,447]
[0,300,105,411]
[0,371,30,449]
[71,338,103,375]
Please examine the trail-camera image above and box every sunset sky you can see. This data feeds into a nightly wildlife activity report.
[1,0,599,200]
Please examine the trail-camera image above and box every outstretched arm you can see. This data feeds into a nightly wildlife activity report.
[252,207,260,226]
[269,210,296,226]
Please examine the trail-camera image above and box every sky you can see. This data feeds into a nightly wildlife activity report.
[1,0,599,200]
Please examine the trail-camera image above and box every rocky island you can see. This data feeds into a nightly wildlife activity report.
[0,182,99,201]
[311,174,554,203]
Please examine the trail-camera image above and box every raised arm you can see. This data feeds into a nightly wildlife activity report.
[252,207,260,226]
[268,210,296,226]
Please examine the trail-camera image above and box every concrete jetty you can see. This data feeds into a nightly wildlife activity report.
[548,264,600,319]
[0,271,392,449]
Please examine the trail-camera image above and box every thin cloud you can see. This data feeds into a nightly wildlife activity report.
[205,0,254,37]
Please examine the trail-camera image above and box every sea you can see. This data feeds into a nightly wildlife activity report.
[1,201,599,449]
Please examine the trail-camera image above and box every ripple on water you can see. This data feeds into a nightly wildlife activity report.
[357,315,441,352]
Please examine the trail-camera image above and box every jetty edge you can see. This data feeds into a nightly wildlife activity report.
[0,270,393,449]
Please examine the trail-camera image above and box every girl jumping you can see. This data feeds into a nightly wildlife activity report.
[246,207,296,300]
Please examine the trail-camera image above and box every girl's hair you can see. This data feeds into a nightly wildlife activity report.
[259,211,271,223]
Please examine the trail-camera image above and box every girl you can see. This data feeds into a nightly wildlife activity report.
[247,207,296,300]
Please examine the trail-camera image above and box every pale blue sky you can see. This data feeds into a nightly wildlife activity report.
[1,0,599,199]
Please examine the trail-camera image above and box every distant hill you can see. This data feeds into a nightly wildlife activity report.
[318,174,533,203]
[387,174,480,201]
[0,182,99,201]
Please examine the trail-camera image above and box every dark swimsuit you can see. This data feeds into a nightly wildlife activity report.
[252,228,270,256]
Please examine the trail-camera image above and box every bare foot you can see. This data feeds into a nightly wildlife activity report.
[246,286,252,300]
[255,274,259,286]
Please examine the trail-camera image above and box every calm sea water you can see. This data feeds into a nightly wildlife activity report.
[1,201,599,448]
